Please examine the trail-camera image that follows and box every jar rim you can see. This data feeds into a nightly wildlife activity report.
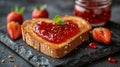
[76,0,111,2]
[75,0,111,8]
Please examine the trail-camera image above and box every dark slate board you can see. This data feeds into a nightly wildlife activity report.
[0,21,120,67]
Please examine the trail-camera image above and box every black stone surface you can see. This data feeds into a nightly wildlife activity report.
[0,21,120,67]
[0,0,120,67]
[0,42,33,67]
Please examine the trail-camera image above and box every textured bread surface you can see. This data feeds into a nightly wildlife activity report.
[21,16,91,58]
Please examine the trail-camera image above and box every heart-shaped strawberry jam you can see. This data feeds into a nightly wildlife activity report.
[33,20,79,44]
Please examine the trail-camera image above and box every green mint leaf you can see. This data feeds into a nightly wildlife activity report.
[58,20,66,25]
[53,15,60,23]
[53,15,66,25]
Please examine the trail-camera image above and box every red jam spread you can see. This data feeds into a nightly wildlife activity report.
[74,1,111,25]
[33,20,79,44]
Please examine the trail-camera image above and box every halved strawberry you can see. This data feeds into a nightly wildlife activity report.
[32,5,48,18]
[7,6,25,25]
[7,21,22,40]
[92,27,112,45]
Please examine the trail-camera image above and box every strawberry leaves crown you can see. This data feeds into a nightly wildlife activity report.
[35,5,47,11]
[11,6,25,14]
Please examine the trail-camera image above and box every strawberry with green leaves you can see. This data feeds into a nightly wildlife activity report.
[32,5,49,18]
[7,6,25,25]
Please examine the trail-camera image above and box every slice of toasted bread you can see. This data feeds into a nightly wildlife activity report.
[21,16,91,58]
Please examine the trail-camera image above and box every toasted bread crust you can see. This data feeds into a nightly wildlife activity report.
[22,16,91,58]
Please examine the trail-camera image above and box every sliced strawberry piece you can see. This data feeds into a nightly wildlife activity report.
[7,21,22,40]
[92,27,112,45]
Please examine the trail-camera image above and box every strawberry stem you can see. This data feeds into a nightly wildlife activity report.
[36,6,40,11]
[36,5,47,11]
[11,6,25,14]
[90,30,93,34]
[19,7,25,14]
[15,6,19,12]
[41,5,47,10]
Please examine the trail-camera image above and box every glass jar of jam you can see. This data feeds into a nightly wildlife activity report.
[74,0,111,26]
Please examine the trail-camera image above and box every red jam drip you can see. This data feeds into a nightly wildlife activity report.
[74,2,111,24]
[33,20,79,44]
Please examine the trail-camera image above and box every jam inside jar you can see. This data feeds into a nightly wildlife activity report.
[74,0,111,26]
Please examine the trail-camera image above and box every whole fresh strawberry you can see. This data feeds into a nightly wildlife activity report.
[92,27,112,45]
[32,5,49,18]
[7,6,25,25]
[7,21,22,40]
